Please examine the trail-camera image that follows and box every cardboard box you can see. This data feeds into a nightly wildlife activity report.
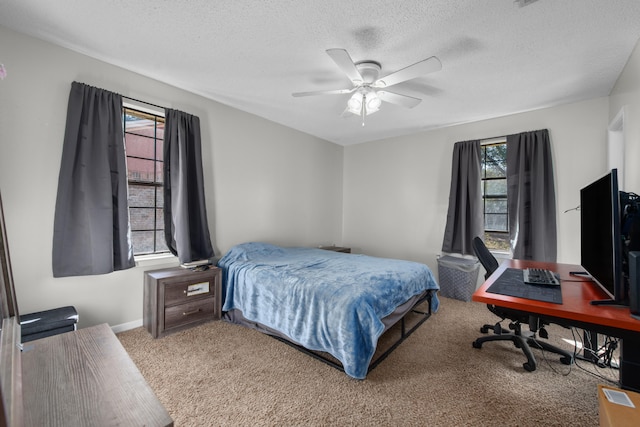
[598,384,640,427]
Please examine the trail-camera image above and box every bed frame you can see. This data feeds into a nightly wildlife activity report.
[225,290,435,377]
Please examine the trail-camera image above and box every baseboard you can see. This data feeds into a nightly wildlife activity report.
[111,319,143,334]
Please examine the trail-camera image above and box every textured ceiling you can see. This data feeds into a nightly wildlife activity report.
[1,0,640,145]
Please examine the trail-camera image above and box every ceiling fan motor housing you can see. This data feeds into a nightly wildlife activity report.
[355,61,381,84]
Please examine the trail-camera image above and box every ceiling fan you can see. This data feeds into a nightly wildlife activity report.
[292,48,442,125]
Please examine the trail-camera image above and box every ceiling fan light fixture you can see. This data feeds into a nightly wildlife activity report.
[348,89,381,116]
[366,93,382,112]
[347,93,363,114]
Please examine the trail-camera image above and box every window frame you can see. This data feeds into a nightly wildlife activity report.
[480,139,510,252]
[123,103,170,258]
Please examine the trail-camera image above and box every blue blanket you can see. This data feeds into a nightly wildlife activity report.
[218,242,440,379]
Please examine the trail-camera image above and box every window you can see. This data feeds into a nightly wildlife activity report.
[123,107,169,256]
[481,140,510,251]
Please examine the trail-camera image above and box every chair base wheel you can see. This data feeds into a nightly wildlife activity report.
[523,362,536,372]
[560,356,573,365]
[472,340,482,349]
[480,326,489,333]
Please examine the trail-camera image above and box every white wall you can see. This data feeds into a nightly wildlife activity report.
[610,36,640,194]
[343,97,610,273]
[0,26,344,328]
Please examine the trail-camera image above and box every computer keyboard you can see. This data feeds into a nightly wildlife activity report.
[523,268,560,287]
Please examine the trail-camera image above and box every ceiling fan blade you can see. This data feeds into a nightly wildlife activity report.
[292,88,354,97]
[374,56,442,88]
[326,48,363,85]
[377,91,422,108]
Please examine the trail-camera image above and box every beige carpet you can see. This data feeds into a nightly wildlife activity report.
[117,296,619,426]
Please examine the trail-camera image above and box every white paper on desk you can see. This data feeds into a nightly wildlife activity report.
[603,388,636,408]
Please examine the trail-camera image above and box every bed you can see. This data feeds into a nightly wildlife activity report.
[218,242,440,379]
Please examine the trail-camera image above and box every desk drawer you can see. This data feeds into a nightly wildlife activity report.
[164,298,215,330]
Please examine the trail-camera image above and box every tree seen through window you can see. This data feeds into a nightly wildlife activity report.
[481,142,510,251]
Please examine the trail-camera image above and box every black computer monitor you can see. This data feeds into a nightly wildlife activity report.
[580,168,628,306]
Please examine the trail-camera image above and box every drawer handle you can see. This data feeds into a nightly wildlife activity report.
[184,289,208,296]
[184,289,206,294]
[184,282,209,296]
[182,308,202,316]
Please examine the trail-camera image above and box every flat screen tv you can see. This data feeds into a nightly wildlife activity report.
[580,168,628,306]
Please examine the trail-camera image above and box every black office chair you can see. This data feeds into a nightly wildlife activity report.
[471,236,573,371]
[472,236,519,335]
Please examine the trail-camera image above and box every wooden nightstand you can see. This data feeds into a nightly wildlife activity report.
[144,266,221,338]
[319,245,351,253]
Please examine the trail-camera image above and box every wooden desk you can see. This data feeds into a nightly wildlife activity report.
[21,323,173,427]
[472,259,640,392]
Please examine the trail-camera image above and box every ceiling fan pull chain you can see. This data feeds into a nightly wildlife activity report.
[361,94,366,126]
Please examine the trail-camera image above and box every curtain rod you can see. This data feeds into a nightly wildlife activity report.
[121,95,166,111]
[481,129,548,143]
[74,82,169,112]
[481,135,507,144]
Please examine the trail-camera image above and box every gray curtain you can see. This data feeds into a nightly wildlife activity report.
[442,140,483,255]
[506,129,557,261]
[163,109,214,263]
[52,82,134,277]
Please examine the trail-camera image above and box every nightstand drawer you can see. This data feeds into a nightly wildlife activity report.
[164,278,215,305]
[164,298,216,330]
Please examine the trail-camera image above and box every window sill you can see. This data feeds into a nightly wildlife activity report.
[489,249,512,258]
[135,253,179,268]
